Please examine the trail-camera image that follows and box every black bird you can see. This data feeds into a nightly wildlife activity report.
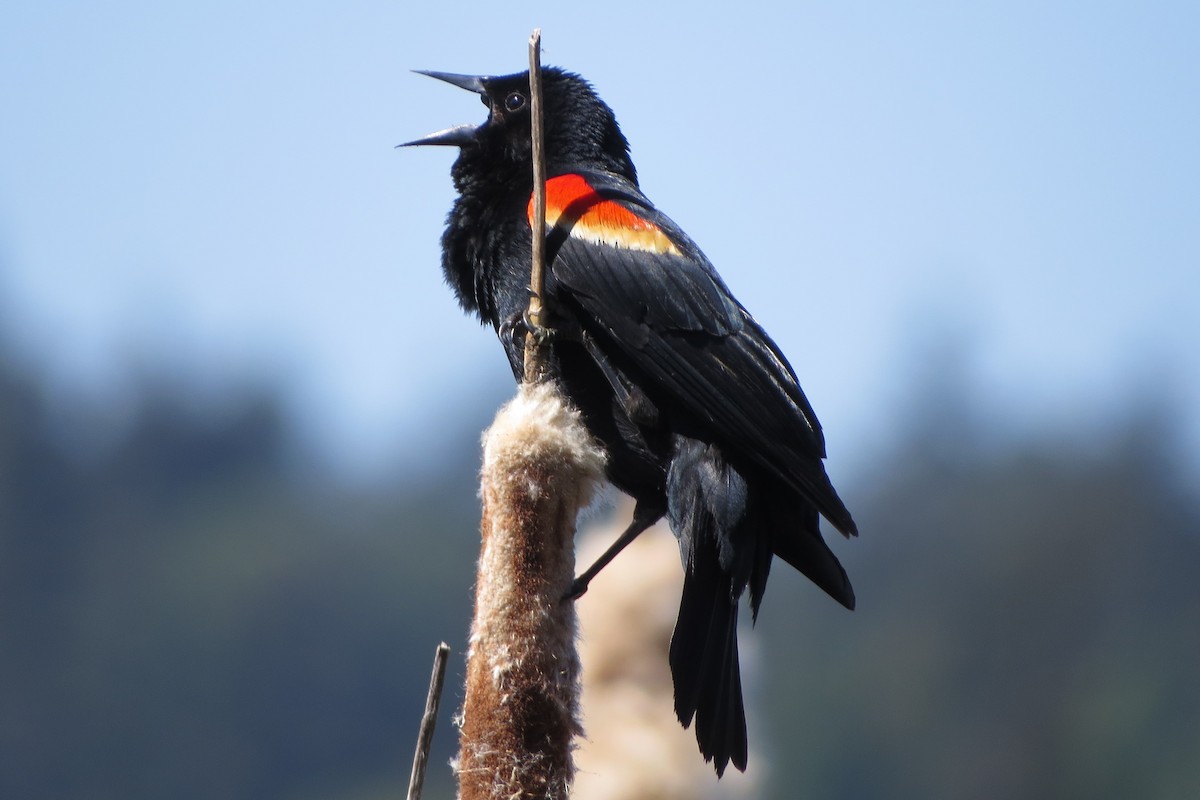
[404,67,857,776]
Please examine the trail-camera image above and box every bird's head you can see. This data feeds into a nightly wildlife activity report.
[401,67,637,185]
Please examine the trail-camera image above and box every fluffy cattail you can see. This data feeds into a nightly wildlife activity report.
[456,382,606,800]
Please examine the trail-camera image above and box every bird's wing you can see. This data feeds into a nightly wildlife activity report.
[536,170,856,535]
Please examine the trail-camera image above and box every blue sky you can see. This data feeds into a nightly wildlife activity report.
[1,2,1197,479]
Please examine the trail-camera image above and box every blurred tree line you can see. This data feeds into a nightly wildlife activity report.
[1,319,1197,799]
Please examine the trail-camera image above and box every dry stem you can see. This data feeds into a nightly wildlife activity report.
[522,28,549,384]
[408,642,451,800]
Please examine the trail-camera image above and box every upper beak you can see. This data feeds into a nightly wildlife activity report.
[413,70,489,95]
[398,70,491,148]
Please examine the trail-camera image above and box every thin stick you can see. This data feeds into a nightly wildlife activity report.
[522,28,548,384]
[407,642,451,800]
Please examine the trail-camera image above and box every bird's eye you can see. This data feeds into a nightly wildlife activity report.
[504,92,526,112]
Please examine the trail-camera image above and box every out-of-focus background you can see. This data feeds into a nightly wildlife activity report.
[2,3,1198,798]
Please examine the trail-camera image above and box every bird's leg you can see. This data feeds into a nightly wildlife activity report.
[564,500,665,601]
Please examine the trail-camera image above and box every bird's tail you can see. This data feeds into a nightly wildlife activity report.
[666,435,855,774]
[669,535,747,777]
[666,437,755,775]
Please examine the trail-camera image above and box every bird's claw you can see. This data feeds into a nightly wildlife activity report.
[499,315,523,348]
[501,310,554,346]
[525,314,555,345]
[560,577,589,603]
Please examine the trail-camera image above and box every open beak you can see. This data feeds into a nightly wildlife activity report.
[398,70,491,148]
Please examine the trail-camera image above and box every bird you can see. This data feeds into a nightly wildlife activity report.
[404,67,857,776]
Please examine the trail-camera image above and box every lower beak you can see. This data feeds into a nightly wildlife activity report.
[397,124,478,148]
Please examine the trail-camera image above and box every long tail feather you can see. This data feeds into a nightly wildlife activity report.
[670,539,748,776]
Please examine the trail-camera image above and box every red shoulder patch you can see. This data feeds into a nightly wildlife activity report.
[527,174,681,255]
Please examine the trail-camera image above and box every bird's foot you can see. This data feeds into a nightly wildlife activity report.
[499,311,555,348]
[523,309,555,344]
[561,576,589,603]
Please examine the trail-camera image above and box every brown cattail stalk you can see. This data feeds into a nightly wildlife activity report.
[457,30,600,800]
[456,382,606,800]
